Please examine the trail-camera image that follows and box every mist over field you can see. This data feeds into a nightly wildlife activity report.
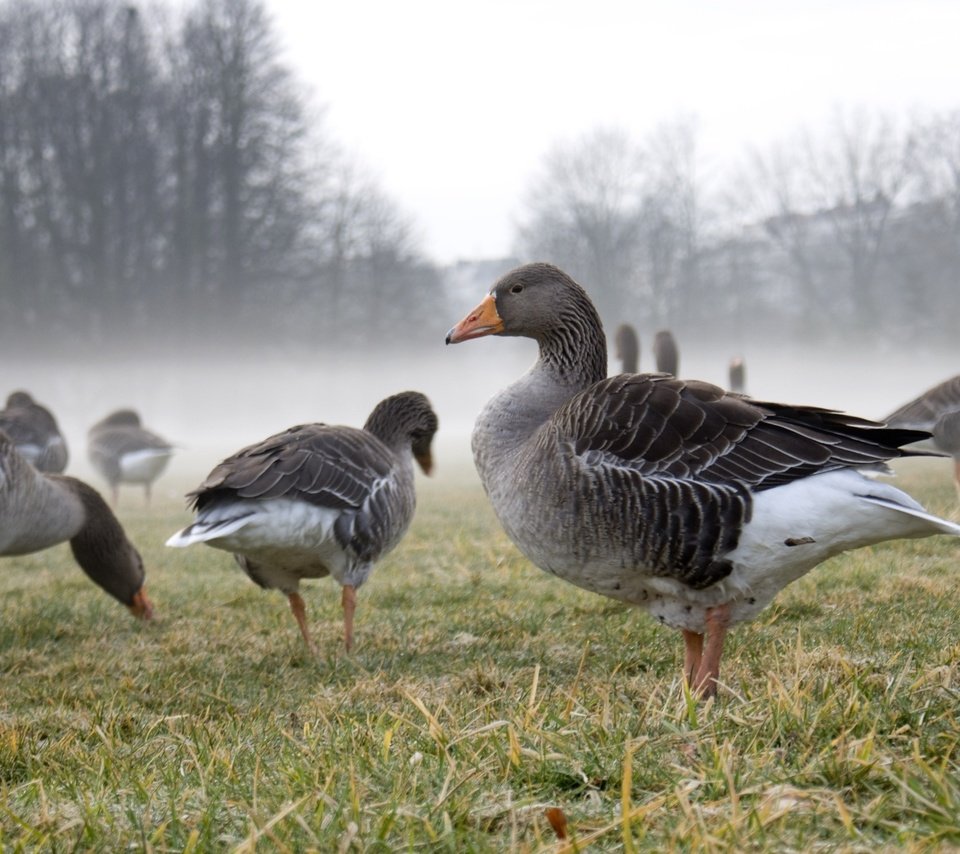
[5,328,955,507]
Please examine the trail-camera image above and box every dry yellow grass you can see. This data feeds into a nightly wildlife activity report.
[1,458,958,850]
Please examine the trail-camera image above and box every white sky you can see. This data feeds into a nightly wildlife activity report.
[268,0,960,265]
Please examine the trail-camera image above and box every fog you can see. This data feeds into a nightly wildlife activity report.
[6,330,954,504]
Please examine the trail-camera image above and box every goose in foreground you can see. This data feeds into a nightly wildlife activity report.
[166,391,438,652]
[728,357,747,395]
[0,390,69,473]
[614,324,639,374]
[88,409,175,506]
[0,430,153,619]
[445,263,960,698]
[884,375,960,495]
[653,329,679,375]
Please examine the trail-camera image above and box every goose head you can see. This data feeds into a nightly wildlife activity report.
[61,477,154,620]
[363,391,439,475]
[446,263,607,382]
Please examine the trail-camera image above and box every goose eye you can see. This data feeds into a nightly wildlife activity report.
[510,284,524,294]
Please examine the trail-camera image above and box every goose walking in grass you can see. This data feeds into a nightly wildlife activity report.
[884,375,960,496]
[614,324,639,374]
[88,409,175,506]
[166,391,438,653]
[0,430,153,620]
[653,329,679,376]
[446,263,960,698]
[0,390,69,473]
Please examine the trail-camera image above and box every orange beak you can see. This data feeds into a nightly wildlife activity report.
[129,587,154,621]
[445,294,503,344]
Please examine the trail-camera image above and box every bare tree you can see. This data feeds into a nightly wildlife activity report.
[515,127,646,322]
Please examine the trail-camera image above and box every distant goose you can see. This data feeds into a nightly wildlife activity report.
[166,391,438,652]
[614,324,639,374]
[728,357,747,395]
[0,390,69,473]
[885,375,960,494]
[653,329,679,375]
[88,409,175,506]
[1,430,153,619]
[446,263,960,698]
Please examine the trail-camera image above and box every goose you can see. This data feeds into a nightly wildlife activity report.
[884,375,960,495]
[0,390,69,473]
[445,262,960,698]
[614,324,639,374]
[88,409,175,506]
[653,329,679,376]
[1,429,153,619]
[728,357,747,395]
[166,391,438,652]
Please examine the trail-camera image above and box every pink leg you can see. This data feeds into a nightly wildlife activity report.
[953,458,960,498]
[341,585,357,652]
[287,592,316,653]
[682,630,704,688]
[693,603,731,698]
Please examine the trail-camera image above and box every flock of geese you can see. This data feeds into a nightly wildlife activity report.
[3,262,960,699]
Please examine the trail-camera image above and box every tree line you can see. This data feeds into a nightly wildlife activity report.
[516,111,960,349]
[0,0,442,354]
[1,0,956,356]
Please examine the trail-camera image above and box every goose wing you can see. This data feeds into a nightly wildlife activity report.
[884,375,960,430]
[190,424,406,561]
[545,375,930,589]
[560,375,928,490]
[191,424,395,510]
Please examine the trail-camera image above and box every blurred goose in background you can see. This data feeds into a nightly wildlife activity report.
[0,390,69,473]
[653,329,679,375]
[614,323,639,374]
[446,263,960,698]
[884,374,960,495]
[88,409,175,506]
[166,391,438,652]
[1,429,153,619]
[728,356,747,395]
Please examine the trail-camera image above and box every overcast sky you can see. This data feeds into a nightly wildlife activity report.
[269,0,960,265]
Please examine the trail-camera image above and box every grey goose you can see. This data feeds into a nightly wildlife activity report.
[0,429,153,619]
[88,409,175,506]
[0,390,69,473]
[166,391,438,652]
[445,262,960,698]
[728,357,747,395]
[884,374,960,495]
[652,329,679,376]
[614,324,639,374]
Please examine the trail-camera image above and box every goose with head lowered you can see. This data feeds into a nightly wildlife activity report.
[1,430,153,620]
[166,391,438,653]
[446,262,960,698]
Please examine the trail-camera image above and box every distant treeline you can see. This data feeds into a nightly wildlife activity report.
[0,0,443,353]
[516,117,960,349]
[1,0,958,356]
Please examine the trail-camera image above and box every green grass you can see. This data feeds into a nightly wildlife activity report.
[1,460,959,851]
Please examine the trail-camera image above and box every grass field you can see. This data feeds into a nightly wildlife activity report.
[1,458,959,851]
